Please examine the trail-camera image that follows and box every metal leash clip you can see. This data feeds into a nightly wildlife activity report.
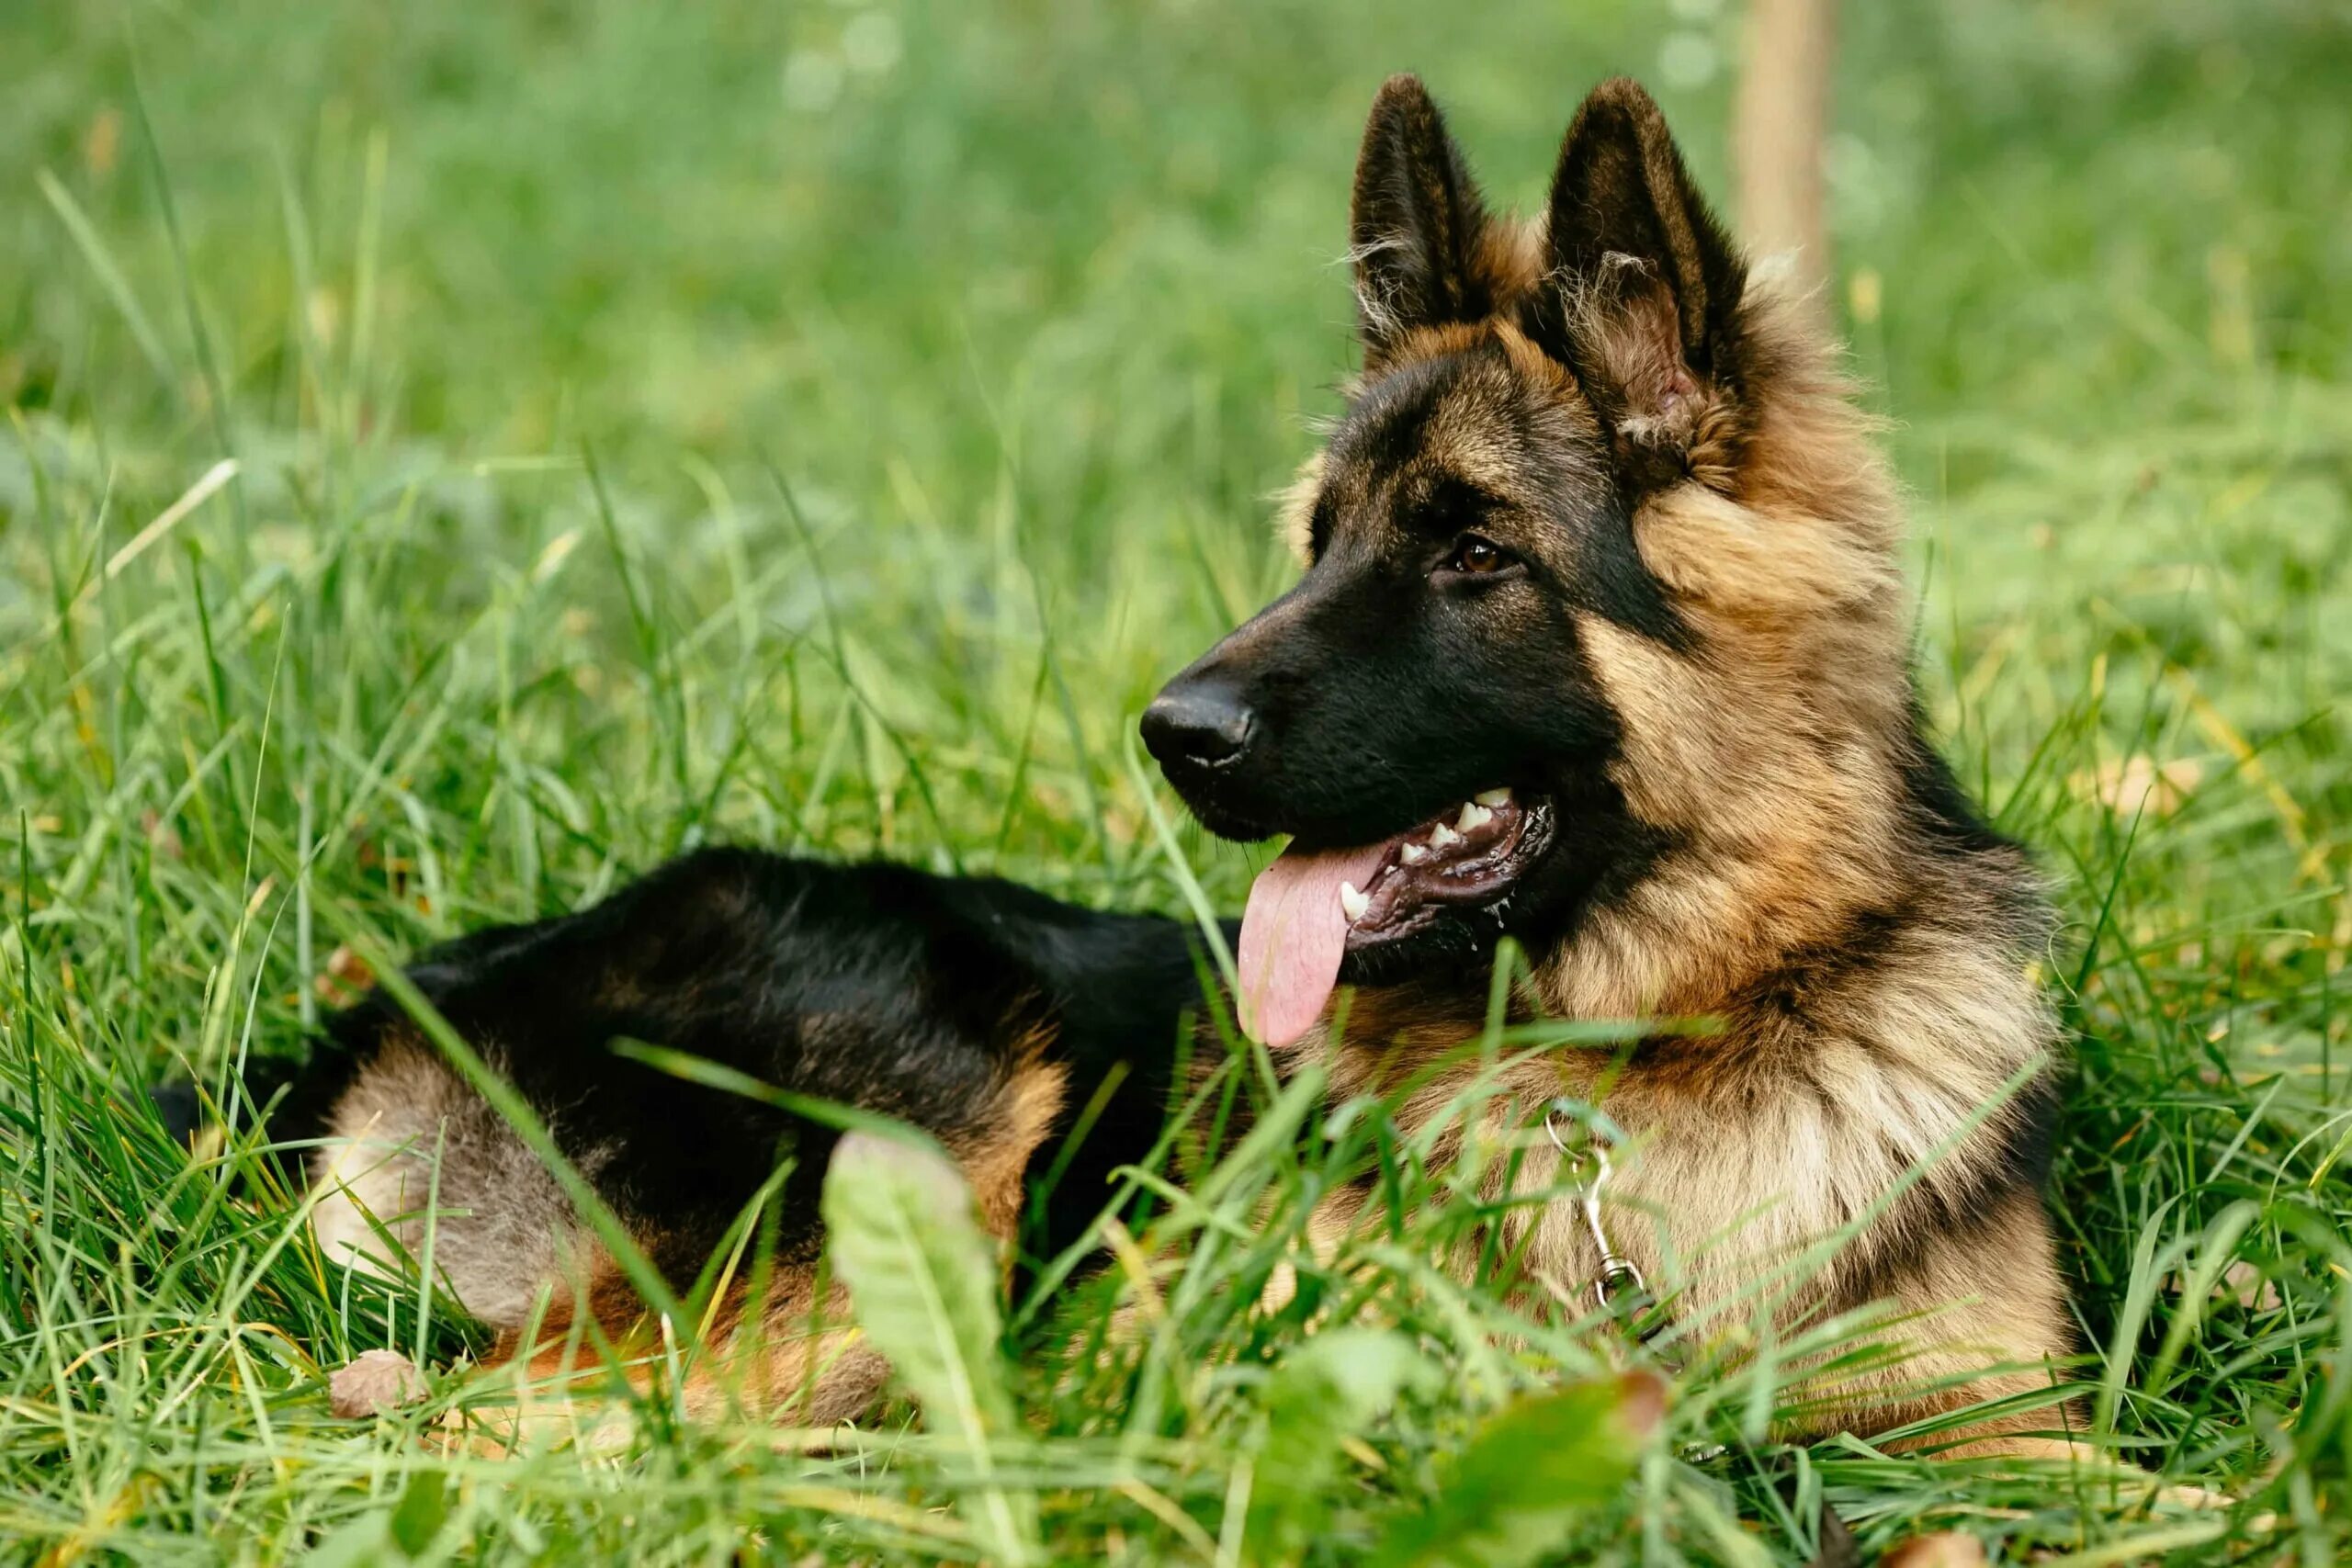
[1544,1101,1655,1334]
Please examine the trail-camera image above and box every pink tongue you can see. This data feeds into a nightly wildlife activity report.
[1238,840,1390,1048]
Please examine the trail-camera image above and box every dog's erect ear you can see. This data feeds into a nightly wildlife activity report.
[1531,79,1747,467]
[1350,74,1494,370]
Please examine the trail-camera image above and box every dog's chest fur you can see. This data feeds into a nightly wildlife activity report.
[1294,841,2061,1342]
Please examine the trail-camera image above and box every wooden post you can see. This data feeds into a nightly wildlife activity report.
[1734,0,1837,299]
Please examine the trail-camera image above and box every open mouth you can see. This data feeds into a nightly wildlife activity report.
[1339,787,1545,948]
[1237,786,1552,1049]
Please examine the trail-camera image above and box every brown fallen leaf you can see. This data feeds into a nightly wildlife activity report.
[315,945,377,1008]
[85,106,121,177]
[2158,1259,2283,1313]
[141,809,185,861]
[329,1349,425,1417]
[2070,755,2203,819]
[1614,1367,1669,1438]
[2223,1258,2283,1312]
[1880,1531,1987,1568]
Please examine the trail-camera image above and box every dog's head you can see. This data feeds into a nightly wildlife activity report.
[1145,76,1907,1044]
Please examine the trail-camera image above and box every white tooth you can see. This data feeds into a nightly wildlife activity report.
[1340,882,1370,923]
[1398,840,1431,865]
[1475,786,1513,807]
[1457,801,1494,832]
[1429,822,1462,849]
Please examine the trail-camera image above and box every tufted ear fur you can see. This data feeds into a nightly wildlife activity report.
[1349,74,1497,372]
[1529,78,1751,484]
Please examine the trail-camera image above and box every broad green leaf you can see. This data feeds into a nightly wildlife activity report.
[388,1468,449,1557]
[1245,1328,1435,1563]
[823,1129,1037,1565]
[1366,1371,1667,1568]
[301,1515,395,1568]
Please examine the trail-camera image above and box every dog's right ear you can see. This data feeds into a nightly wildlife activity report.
[1528,79,1748,481]
[1350,74,1494,371]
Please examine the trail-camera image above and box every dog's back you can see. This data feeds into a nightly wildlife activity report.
[279,848,1213,1414]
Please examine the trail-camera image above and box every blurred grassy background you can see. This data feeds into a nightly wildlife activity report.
[8,0,2347,888]
[4,0,2350,1560]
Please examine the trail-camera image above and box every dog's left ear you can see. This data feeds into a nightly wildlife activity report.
[1529,79,1748,473]
[1350,74,1495,372]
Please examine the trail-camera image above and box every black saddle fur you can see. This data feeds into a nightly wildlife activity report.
[241,847,1228,1291]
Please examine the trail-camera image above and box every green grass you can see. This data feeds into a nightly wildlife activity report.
[5,0,2350,1560]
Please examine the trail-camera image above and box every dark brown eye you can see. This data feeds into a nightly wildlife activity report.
[1449,536,1510,574]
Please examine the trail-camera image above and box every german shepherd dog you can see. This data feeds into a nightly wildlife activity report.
[254,77,2072,1450]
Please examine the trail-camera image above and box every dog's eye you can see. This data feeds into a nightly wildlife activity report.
[1446,536,1512,575]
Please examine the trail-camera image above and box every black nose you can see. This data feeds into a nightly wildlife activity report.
[1141,678,1256,772]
